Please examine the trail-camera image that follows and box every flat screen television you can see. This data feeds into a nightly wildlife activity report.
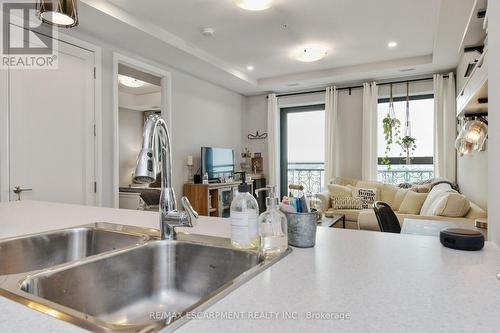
[201,147,235,180]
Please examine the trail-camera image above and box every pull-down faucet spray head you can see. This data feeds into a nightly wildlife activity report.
[133,114,198,240]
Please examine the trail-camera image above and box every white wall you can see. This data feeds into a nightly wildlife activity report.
[243,95,268,178]
[60,30,245,207]
[457,151,488,209]
[488,1,499,246]
[118,108,144,187]
[171,71,244,197]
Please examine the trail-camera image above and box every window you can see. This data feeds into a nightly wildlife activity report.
[280,105,325,196]
[377,95,434,184]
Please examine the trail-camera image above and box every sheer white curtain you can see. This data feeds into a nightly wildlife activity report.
[362,82,379,181]
[324,86,338,187]
[433,73,457,182]
[267,93,280,189]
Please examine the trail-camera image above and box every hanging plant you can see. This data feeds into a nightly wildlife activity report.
[400,135,416,165]
[382,114,401,166]
[381,84,400,167]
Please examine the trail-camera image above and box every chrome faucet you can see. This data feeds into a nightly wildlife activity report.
[134,114,198,240]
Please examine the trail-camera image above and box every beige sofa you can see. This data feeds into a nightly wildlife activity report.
[318,177,487,231]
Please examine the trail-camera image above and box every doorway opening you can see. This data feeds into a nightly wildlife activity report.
[112,54,172,209]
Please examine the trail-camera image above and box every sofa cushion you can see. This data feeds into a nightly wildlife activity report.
[420,184,453,216]
[398,191,428,215]
[327,184,352,198]
[466,202,487,219]
[381,184,399,206]
[410,184,432,193]
[333,177,359,187]
[331,196,363,210]
[392,188,409,211]
[355,181,383,200]
[429,192,470,217]
[348,185,378,209]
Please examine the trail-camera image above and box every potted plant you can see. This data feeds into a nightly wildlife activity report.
[400,135,416,165]
[382,114,400,167]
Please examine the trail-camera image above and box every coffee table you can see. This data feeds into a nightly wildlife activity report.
[318,214,346,228]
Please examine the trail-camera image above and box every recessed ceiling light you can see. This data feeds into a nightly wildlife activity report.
[118,75,145,88]
[201,27,215,37]
[234,0,273,11]
[293,44,328,62]
[246,65,254,71]
[388,41,398,48]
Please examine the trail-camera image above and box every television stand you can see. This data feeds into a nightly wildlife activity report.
[183,178,265,218]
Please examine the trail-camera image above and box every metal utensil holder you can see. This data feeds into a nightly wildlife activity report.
[285,212,317,248]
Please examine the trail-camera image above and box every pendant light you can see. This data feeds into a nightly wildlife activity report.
[404,81,412,137]
[37,0,79,28]
[388,84,396,119]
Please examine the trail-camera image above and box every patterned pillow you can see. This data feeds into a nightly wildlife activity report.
[331,196,363,210]
[350,187,377,209]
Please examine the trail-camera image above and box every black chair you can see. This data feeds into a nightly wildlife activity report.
[373,201,401,233]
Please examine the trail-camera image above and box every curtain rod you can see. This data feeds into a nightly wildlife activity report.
[270,75,448,99]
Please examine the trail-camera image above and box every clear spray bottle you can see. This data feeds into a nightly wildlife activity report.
[255,185,288,258]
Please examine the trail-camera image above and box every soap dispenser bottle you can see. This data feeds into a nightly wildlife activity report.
[256,185,288,258]
[230,172,259,250]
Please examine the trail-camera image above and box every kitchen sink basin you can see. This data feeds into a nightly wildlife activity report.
[1,238,290,332]
[0,223,153,275]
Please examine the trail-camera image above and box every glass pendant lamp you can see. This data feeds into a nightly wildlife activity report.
[464,119,488,150]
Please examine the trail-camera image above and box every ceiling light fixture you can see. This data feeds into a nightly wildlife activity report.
[293,44,328,62]
[246,65,254,71]
[455,117,488,156]
[234,0,273,11]
[201,27,215,37]
[388,41,398,48]
[37,0,79,28]
[118,75,145,88]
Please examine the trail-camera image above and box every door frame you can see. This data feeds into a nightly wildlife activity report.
[279,104,325,197]
[112,53,172,208]
[0,20,102,205]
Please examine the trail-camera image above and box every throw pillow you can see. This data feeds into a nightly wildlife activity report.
[410,184,432,193]
[420,186,454,216]
[331,196,363,210]
[392,188,409,211]
[430,193,471,217]
[398,191,428,215]
[349,185,378,209]
[327,184,352,198]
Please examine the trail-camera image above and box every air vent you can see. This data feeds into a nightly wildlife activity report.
[400,68,416,72]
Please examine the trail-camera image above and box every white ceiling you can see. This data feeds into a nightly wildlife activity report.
[79,0,475,95]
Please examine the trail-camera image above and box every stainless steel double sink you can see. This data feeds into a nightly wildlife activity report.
[0,223,290,332]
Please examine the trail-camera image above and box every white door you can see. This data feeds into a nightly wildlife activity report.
[8,35,96,205]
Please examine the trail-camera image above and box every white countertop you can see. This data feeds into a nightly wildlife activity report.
[1,201,500,332]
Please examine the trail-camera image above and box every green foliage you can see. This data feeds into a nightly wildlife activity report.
[381,114,401,168]
[399,135,417,164]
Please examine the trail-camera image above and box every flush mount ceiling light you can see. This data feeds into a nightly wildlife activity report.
[246,65,254,71]
[293,44,328,62]
[234,0,273,11]
[37,0,79,28]
[118,75,145,88]
[388,41,398,48]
